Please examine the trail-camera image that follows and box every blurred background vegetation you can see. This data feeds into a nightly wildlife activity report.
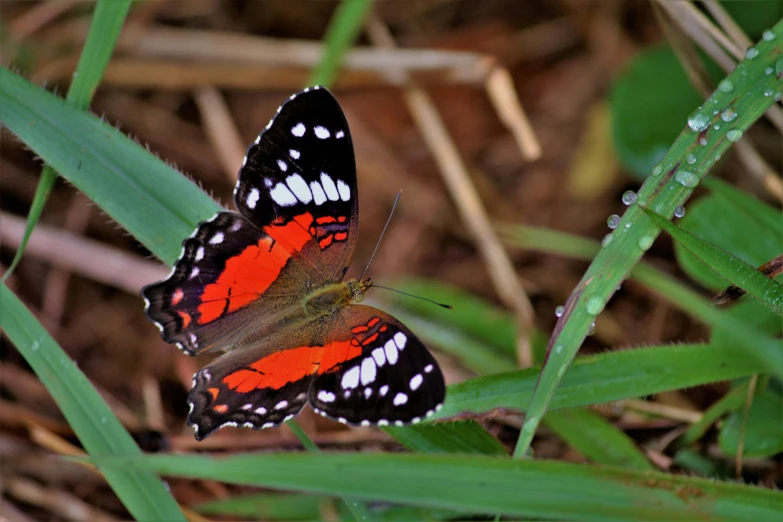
[1,1,781,520]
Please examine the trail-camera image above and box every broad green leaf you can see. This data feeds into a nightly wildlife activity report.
[0,285,184,521]
[91,451,783,521]
[675,190,782,290]
[611,46,719,178]
[517,24,783,457]
[720,1,783,40]
[719,388,783,458]
[641,205,783,315]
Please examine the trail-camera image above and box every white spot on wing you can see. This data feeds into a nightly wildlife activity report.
[341,366,360,389]
[291,123,305,137]
[364,388,372,399]
[424,364,434,373]
[247,188,260,209]
[360,358,376,385]
[336,130,345,139]
[384,340,398,365]
[289,149,301,159]
[274,400,288,410]
[209,232,224,244]
[371,347,386,366]
[393,392,408,406]
[255,407,267,414]
[337,179,351,201]
[317,390,336,403]
[277,159,288,172]
[286,174,312,203]
[314,126,330,139]
[380,385,389,396]
[410,374,423,391]
[189,267,200,279]
[270,183,298,206]
[195,247,205,261]
[320,173,339,200]
[310,182,327,205]
[394,332,407,350]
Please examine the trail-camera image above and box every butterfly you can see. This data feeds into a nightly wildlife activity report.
[142,86,446,440]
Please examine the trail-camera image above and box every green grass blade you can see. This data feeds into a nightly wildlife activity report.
[2,0,132,283]
[0,285,184,521]
[89,451,782,521]
[434,343,769,421]
[680,382,749,446]
[384,421,508,455]
[514,22,783,457]
[543,409,654,470]
[641,205,783,314]
[308,0,375,87]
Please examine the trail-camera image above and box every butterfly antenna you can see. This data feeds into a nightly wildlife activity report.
[372,285,453,309]
[359,191,402,281]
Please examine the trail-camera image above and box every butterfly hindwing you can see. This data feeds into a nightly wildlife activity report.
[309,306,446,426]
[234,86,359,282]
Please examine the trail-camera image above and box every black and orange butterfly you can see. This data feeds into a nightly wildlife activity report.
[142,87,445,440]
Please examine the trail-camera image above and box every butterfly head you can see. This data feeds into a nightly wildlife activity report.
[347,277,373,304]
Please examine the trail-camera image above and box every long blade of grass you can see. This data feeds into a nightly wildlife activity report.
[2,0,133,282]
[89,451,782,521]
[514,22,783,458]
[640,205,783,314]
[308,0,375,86]
[433,342,769,420]
[0,285,184,521]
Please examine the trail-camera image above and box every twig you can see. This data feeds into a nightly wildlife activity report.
[366,16,536,367]
[193,86,245,181]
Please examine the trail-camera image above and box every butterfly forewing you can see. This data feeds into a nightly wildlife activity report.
[235,87,359,282]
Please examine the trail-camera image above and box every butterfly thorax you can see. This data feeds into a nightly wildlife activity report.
[302,278,369,317]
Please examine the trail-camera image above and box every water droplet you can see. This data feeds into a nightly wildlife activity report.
[727,129,743,142]
[585,296,605,315]
[713,124,720,131]
[765,66,774,75]
[622,190,637,205]
[687,111,709,132]
[714,153,722,163]
[718,79,734,93]
[607,214,620,229]
[651,164,663,176]
[762,30,775,41]
[101,417,108,424]
[624,222,632,229]
[638,235,654,250]
[554,344,564,355]
[763,87,774,97]
[686,153,696,164]
[555,305,565,318]
[720,108,737,122]
[775,92,782,102]
[587,321,596,335]
[745,47,759,59]
[699,137,708,146]
[674,205,686,218]
[31,340,39,351]
[674,170,698,188]
[601,233,613,247]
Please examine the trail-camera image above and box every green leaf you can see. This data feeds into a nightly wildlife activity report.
[720,1,783,40]
[0,285,184,521]
[611,46,717,178]
[435,343,768,421]
[384,421,508,455]
[719,388,783,458]
[675,189,782,290]
[516,22,783,457]
[641,205,783,315]
[544,409,654,471]
[2,0,133,282]
[90,451,783,521]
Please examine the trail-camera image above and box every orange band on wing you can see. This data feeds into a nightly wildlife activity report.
[318,340,362,374]
[223,346,324,393]
[197,213,314,324]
